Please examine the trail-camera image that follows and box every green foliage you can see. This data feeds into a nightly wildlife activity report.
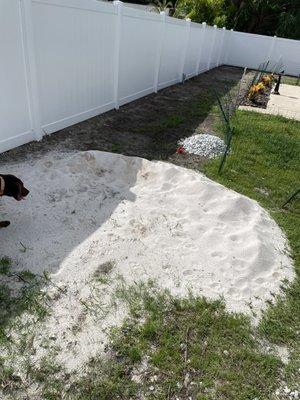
[152,0,174,13]
[175,0,300,39]
[175,0,229,26]
[232,0,300,39]
[0,258,11,275]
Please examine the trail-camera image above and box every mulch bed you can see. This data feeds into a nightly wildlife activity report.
[241,83,273,109]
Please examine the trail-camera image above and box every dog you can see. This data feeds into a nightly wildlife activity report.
[0,174,29,228]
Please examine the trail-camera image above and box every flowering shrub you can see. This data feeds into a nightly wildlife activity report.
[261,74,274,87]
[248,74,275,101]
[248,82,265,101]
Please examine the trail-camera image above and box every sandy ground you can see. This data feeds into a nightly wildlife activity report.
[0,150,294,371]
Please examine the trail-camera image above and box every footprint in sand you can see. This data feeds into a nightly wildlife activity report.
[211,251,225,259]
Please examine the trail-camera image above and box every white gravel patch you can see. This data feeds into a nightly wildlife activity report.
[0,150,294,371]
[179,133,226,158]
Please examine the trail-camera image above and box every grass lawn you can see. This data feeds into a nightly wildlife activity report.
[205,110,300,347]
[1,110,299,399]
[282,76,299,86]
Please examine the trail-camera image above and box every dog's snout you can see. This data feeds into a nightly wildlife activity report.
[22,187,29,197]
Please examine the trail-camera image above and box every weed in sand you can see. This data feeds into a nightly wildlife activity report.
[64,282,283,400]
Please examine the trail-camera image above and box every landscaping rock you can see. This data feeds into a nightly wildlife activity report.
[179,134,226,158]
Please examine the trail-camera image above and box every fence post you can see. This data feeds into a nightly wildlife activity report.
[154,11,166,93]
[179,18,191,82]
[225,28,234,65]
[217,27,226,67]
[196,22,206,75]
[20,0,43,141]
[207,24,217,71]
[267,35,277,71]
[113,0,123,109]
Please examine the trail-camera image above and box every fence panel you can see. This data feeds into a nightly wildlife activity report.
[118,8,160,105]
[201,26,215,71]
[0,0,35,152]
[196,23,208,73]
[1,0,300,154]
[158,17,186,89]
[273,38,300,76]
[184,23,203,78]
[208,27,220,68]
[31,0,116,134]
[226,31,274,70]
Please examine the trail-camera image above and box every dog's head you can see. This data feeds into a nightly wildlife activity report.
[0,174,29,201]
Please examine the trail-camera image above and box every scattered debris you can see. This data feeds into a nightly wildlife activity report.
[176,145,185,154]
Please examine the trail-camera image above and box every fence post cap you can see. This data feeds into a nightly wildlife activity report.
[160,11,165,15]
[202,22,206,25]
[186,18,191,23]
[230,28,233,31]
[113,0,123,6]
[213,25,217,28]
[222,26,226,30]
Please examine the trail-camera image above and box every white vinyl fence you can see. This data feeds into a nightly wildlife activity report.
[1,0,300,154]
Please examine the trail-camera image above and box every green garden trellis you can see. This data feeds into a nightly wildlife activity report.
[216,94,235,174]
[282,188,300,208]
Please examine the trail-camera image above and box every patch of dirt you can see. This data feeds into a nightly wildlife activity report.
[0,66,254,171]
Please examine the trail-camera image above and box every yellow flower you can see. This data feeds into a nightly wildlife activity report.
[248,82,265,100]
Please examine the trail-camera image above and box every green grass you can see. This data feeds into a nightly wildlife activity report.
[282,76,299,86]
[204,110,300,388]
[45,283,283,400]
[205,111,300,341]
[0,258,48,344]
[0,258,50,399]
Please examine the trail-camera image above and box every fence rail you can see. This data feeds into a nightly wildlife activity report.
[1,0,300,154]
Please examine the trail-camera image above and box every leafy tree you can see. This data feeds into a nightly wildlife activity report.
[174,0,230,26]
[232,0,300,39]
[174,0,300,39]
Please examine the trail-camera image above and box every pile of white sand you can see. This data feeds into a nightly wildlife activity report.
[0,151,294,370]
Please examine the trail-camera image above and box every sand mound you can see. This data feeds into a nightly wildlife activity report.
[0,151,294,370]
